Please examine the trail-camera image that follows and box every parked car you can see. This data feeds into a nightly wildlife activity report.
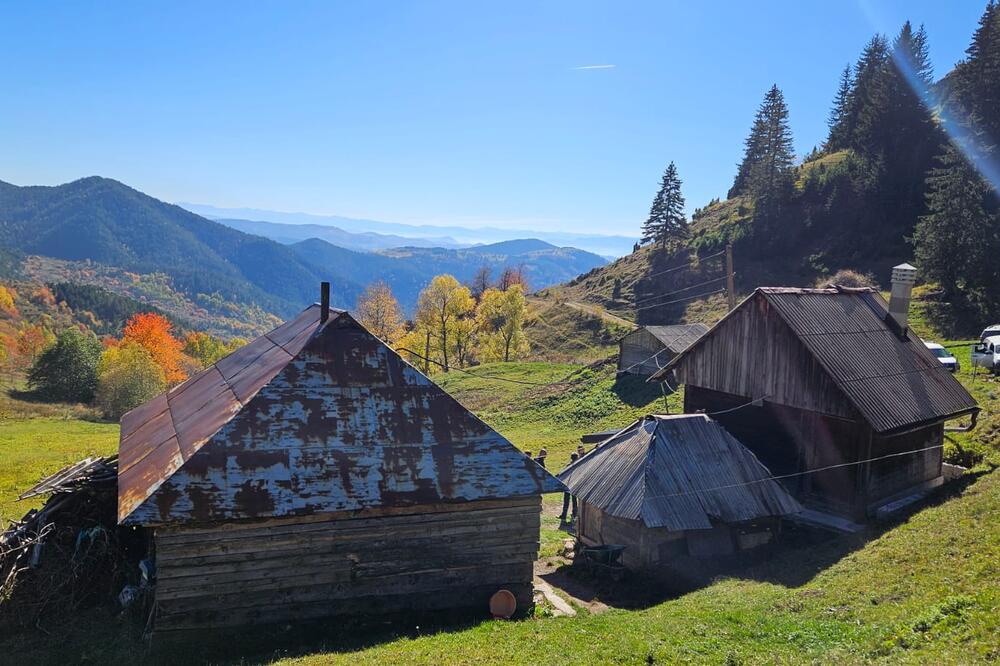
[972,335,1000,373]
[925,341,960,373]
[981,324,1000,341]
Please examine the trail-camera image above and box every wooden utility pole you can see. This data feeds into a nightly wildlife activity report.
[726,243,736,310]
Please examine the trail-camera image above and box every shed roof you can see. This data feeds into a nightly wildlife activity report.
[557,414,801,531]
[628,324,709,353]
[651,288,979,433]
[118,305,562,526]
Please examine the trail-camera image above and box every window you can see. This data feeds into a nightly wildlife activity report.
[932,348,949,359]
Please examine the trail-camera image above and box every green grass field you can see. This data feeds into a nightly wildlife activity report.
[1,330,998,664]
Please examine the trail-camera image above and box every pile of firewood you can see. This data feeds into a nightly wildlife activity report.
[0,456,131,629]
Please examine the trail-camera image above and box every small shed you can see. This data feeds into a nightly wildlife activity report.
[651,283,979,522]
[558,414,801,570]
[117,296,562,632]
[618,324,708,376]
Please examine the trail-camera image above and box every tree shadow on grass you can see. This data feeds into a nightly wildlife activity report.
[147,609,495,665]
[539,470,993,612]
[611,373,664,408]
[739,467,992,589]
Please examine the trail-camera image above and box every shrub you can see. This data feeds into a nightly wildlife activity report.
[26,328,102,403]
[96,341,166,419]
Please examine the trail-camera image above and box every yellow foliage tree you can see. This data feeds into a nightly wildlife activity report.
[96,341,167,419]
[475,285,529,362]
[0,285,18,316]
[355,281,405,344]
[183,331,246,369]
[414,275,474,372]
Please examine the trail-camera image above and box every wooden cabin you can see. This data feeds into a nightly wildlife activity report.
[116,292,562,632]
[558,414,801,571]
[618,324,708,376]
[651,280,979,523]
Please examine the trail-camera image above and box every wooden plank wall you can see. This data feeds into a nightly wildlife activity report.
[676,296,858,420]
[619,329,669,376]
[686,386,867,517]
[153,496,541,631]
[867,425,943,504]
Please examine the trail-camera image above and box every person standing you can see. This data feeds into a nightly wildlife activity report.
[559,452,579,522]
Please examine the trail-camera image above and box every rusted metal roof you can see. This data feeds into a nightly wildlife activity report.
[639,324,709,353]
[651,288,979,433]
[558,415,801,531]
[118,305,562,526]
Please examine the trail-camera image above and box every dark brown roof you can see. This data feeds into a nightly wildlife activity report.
[558,414,801,531]
[629,324,709,353]
[118,305,562,525]
[652,287,979,433]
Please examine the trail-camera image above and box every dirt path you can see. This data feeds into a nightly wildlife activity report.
[564,301,636,329]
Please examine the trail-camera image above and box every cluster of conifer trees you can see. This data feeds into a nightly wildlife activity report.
[642,3,1000,322]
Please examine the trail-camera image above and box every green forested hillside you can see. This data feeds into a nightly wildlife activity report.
[0,177,361,316]
[557,13,1000,335]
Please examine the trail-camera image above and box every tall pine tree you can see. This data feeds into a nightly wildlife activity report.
[642,162,688,248]
[730,85,795,202]
[914,145,1000,316]
[826,64,853,150]
[830,35,889,152]
[915,3,1000,320]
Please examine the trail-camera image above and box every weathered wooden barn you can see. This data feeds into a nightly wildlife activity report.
[117,294,562,632]
[652,277,979,523]
[558,414,801,570]
[618,324,708,376]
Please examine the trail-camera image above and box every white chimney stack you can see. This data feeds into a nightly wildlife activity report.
[888,263,917,332]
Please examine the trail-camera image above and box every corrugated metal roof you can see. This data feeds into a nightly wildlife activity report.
[118,305,562,526]
[761,288,977,432]
[638,324,709,352]
[557,415,801,531]
[653,288,978,433]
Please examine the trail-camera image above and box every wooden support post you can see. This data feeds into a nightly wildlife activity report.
[725,243,736,311]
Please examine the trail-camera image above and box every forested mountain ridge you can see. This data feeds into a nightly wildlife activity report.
[0,177,606,319]
[0,177,361,317]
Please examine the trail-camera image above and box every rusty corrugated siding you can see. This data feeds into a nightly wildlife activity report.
[558,414,801,531]
[118,306,562,526]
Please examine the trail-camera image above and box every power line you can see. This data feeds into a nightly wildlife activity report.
[636,443,946,503]
[641,249,727,281]
[397,347,579,387]
[634,288,727,313]
[632,274,730,307]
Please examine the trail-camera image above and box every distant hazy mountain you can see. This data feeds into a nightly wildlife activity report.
[215,217,460,251]
[179,202,635,258]
[0,177,607,317]
[288,237,607,311]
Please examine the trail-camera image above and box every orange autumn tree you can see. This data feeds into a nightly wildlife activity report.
[122,312,187,384]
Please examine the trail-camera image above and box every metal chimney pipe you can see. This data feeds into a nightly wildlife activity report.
[320,281,330,323]
[887,263,917,332]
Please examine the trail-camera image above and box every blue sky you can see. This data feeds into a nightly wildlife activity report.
[0,1,988,237]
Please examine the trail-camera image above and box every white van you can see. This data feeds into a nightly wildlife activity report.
[972,335,1000,373]
[981,324,1000,341]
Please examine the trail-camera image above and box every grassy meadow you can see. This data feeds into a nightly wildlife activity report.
[0,315,997,664]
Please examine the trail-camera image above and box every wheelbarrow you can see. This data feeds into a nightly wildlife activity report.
[576,544,626,581]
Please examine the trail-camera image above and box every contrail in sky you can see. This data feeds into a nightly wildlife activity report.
[572,64,616,70]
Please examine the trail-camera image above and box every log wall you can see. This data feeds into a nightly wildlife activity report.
[153,496,541,631]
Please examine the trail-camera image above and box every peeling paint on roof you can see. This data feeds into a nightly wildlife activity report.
[118,305,563,526]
